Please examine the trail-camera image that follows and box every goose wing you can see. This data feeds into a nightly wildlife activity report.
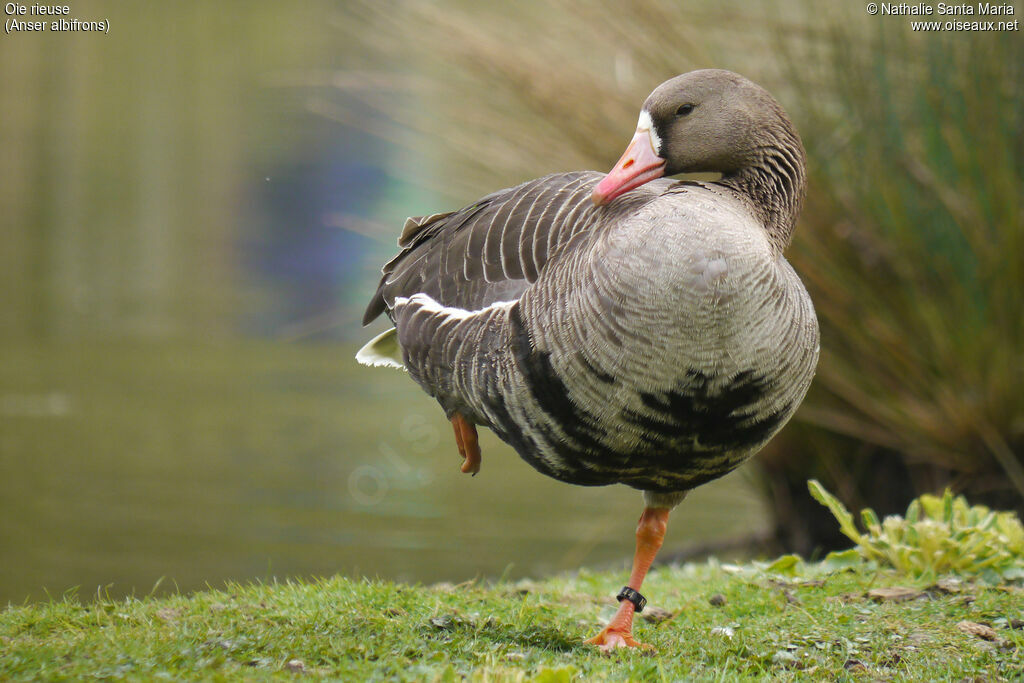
[362,171,604,325]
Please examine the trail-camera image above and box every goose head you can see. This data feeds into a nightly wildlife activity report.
[592,69,800,206]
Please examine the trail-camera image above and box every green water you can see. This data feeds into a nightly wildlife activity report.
[0,0,768,604]
[0,342,767,603]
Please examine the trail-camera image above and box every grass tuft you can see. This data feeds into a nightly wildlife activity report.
[810,480,1024,583]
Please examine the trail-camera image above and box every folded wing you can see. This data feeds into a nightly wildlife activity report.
[362,171,605,325]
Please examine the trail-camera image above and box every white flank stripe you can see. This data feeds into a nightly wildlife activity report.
[397,293,517,320]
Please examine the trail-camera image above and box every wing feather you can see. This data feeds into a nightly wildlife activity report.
[362,171,605,324]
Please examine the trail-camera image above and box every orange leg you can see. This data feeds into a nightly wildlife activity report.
[449,413,481,475]
[585,507,670,651]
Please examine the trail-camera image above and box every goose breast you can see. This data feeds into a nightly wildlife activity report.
[502,182,819,491]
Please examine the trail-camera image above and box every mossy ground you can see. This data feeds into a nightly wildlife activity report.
[2,561,1022,681]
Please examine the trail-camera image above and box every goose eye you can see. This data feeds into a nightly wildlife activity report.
[675,103,695,117]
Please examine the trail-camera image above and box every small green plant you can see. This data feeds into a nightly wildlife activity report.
[809,480,1024,582]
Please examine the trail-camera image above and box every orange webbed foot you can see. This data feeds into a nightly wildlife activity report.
[584,600,654,652]
[450,413,481,475]
[584,628,653,652]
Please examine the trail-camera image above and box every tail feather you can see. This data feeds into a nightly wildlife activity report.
[355,328,405,370]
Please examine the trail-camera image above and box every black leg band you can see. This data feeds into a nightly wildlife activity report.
[616,586,646,613]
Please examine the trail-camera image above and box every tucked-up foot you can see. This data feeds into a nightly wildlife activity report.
[450,413,482,475]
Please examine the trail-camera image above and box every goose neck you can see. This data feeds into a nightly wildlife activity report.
[718,126,806,253]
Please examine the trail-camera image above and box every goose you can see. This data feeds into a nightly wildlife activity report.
[357,69,819,650]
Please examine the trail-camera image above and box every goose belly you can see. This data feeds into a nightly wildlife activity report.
[492,224,819,492]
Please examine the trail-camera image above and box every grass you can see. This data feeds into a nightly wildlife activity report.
[2,561,1021,681]
[4,487,1022,679]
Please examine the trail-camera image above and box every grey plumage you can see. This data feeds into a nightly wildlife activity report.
[363,172,604,325]
[360,69,819,509]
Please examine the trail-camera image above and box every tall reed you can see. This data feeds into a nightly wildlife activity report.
[335,1,1023,550]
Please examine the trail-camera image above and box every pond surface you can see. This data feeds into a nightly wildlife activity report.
[0,0,768,604]
[0,341,767,603]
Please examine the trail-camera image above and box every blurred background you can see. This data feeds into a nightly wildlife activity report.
[1,0,1020,604]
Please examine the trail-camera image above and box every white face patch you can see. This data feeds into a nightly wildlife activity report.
[636,110,662,156]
